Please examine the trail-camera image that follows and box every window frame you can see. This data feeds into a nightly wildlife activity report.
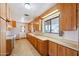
[44,15,60,34]
[44,20,51,33]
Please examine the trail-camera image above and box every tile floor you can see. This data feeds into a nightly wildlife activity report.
[11,39,40,56]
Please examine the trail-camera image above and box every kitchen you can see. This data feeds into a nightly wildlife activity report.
[0,3,79,56]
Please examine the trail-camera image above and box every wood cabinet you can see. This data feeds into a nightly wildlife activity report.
[6,39,13,56]
[27,34,48,56]
[57,44,66,56]
[48,41,78,56]
[37,39,48,56]
[33,17,42,32]
[59,3,77,31]
[57,44,78,56]
[32,37,38,49]
[77,4,79,28]
[27,34,78,56]
[33,20,40,32]
[11,21,16,27]
[78,51,79,56]
[49,41,57,56]
[28,23,32,32]
[65,47,78,56]
[27,34,38,49]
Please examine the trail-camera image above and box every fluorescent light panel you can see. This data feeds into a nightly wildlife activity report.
[42,9,59,18]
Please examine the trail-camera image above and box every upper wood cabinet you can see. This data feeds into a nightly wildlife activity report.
[11,21,16,27]
[28,23,32,32]
[33,20,40,32]
[59,3,77,31]
[33,17,42,32]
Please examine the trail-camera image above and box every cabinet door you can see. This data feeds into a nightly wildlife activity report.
[49,41,57,56]
[6,40,13,56]
[78,51,79,56]
[65,47,78,56]
[37,39,41,54]
[37,39,48,56]
[58,45,66,56]
[77,4,79,27]
[11,21,16,27]
[59,3,77,31]
[34,37,38,49]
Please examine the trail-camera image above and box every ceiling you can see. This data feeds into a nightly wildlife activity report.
[9,3,56,23]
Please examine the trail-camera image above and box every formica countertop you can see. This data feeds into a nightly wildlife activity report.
[28,33,79,51]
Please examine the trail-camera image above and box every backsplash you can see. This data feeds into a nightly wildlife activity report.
[32,28,78,44]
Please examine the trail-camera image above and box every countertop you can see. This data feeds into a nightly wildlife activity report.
[6,35,16,40]
[28,33,79,51]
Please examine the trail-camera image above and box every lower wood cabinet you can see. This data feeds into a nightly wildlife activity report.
[48,41,78,56]
[6,39,13,56]
[31,36,38,49]
[37,39,48,56]
[65,47,78,56]
[57,45,66,56]
[49,41,57,56]
[78,51,79,56]
[33,37,38,49]
[27,34,78,56]
[57,45,78,56]
[27,34,48,56]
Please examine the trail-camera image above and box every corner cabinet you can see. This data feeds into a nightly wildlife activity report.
[59,3,77,31]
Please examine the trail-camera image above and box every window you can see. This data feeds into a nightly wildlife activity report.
[44,16,59,34]
[51,16,59,33]
[44,20,50,32]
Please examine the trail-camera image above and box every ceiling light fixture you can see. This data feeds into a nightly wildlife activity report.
[25,3,31,9]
